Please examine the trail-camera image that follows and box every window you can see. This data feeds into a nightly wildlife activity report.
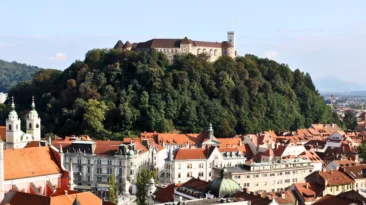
[270,173,275,176]
[87,159,90,164]
[97,167,102,174]
[119,160,122,166]
[87,166,90,173]
[36,124,39,128]
[187,163,192,169]
[29,123,32,129]
[107,168,112,174]
[119,168,122,175]
[16,124,19,130]
[199,163,204,168]
[277,180,282,184]
[285,179,291,183]
[262,174,268,177]
[209,172,211,177]
[197,48,201,54]
[293,178,297,183]
[108,160,112,165]
[277,172,282,176]
[8,125,11,131]
[178,163,181,169]
[209,49,213,55]
[87,176,90,182]
[130,169,133,175]
[198,172,204,177]
[178,173,181,178]
[336,186,339,191]
[97,177,102,183]
[243,183,250,187]
[246,175,250,178]
[253,174,259,178]
[214,50,217,56]
[77,158,81,165]
[97,159,101,165]
[285,171,290,175]
[234,176,240,179]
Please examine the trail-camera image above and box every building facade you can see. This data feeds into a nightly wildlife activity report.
[214,158,314,193]
[164,146,246,184]
[113,31,236,63]
[52,137,165,198]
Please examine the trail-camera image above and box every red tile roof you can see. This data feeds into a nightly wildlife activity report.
[4,146,62,180]
[154,184,175,203]
[0,126,5,141]
[319,170,355,186]
[174,148,207,160]
[313,194,362,205]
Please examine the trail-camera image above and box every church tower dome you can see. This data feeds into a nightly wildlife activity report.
[26,96,41,141]
[5,97,22,149]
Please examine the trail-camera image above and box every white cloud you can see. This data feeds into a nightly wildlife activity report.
[264,50,278,60]
[48,52,67,62]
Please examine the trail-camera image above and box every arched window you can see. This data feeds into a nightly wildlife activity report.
[8,124,11,131]
[36,124,39,128]
[29,123,32,129]
[16,125,19,130]
[197,48,201,54]
[209,49,213,55]
[203,49,206,54]
[214,50,217,56]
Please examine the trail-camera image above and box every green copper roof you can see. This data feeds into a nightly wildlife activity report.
[205,168,242,198]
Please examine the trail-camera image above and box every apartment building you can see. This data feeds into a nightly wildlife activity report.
[213,158,314,193]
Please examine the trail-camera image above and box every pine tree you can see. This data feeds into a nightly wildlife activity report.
[108,174,118,204]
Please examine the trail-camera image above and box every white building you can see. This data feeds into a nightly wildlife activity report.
[164,146,246,184]
[52,137,165,198]
[215,158,314,193]
[5,97,41,149]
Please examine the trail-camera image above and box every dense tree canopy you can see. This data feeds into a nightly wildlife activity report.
[343,110,357,131]
[0,59,42,92]
[1,48,339,139]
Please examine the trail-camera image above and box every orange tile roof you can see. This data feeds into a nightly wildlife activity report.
[216,138,242,147]
[174,148,208,160]
[2,189,102,205]
[298,150,322,163]
[319,170,355,186]
[157,133,199,145]
[93,140,123,156]
[4,146,62,180]
[0,126,5,141]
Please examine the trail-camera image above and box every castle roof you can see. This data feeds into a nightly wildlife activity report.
[132,38,232,49]
[114,40,124,49]
[123,41,132,49]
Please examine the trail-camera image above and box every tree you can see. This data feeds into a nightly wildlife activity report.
[136,168,148,205]
[343,111,357,131]
[108,174,118,204]
[358,141,366,162]
[82,99,108,136]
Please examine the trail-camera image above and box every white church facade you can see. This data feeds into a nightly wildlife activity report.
[5,97,41,149]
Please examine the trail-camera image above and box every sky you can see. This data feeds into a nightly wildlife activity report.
[0,0,365,84]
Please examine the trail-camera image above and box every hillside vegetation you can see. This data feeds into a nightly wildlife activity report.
[2,49,341,139]
[0,59,42,92]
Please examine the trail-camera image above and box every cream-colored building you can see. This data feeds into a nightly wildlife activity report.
[213,158,314,193]
[113,31,236,63]
[164,146,246,184]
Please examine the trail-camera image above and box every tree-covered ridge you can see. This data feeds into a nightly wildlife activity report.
[3,49,339,139]
[0,59,43,92]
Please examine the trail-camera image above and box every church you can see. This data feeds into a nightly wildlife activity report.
[5,97,41,149]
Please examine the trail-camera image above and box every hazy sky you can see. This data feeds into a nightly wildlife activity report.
[0,0,365,83]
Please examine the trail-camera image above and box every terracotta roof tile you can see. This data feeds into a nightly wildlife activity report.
[4,146,62,180]
[319,170,355,186]
[154,184,175,203]
[174,148,207,160]
[0,126,5,141]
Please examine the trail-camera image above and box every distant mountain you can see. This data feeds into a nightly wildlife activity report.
[314,76,365,93]
[0,59,43,92]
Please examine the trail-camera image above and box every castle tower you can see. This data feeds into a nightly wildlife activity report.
[6,97,23,149]
[26,96,41,141]
[227,31,235,48]
[0,140,4,201]
[208,123,214,140]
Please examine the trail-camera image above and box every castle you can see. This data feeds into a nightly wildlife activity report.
[113,31,236,63]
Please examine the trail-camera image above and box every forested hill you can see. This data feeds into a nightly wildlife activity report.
[0,59,43,92]
[2,49,341,139]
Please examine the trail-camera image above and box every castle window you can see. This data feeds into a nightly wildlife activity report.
[214,50,217,56]
[197,48,201,54]
[36,124,39,128]
[203,49,206,54]
[29,123,32,129]
[209,49,213,55]
[8,125,11,131]
[16,125,19,130]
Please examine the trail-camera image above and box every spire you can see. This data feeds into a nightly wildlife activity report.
[11,97,15,110]
[68,159,75,190]
[208,122,214,139]
[31,96,35,110]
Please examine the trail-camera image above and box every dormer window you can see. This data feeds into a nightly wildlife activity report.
[8,125,11,131]
[29,123,32,129]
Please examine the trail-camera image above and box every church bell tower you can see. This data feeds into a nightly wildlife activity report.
[26,96,41,141]
[6,97,22,149]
